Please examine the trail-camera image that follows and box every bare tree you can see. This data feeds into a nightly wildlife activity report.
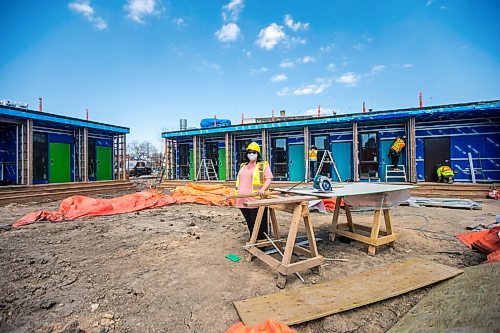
[127,141,158,162]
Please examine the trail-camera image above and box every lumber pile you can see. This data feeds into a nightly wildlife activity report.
[0,180,135,206]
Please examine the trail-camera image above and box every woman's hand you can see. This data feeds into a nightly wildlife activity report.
[258,188,266,196]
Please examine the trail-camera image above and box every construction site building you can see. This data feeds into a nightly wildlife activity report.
[0,105,129,185]
[162,100,500,183]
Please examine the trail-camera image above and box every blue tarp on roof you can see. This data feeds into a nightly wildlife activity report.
[162,100,500,138]
[0,106,129,134]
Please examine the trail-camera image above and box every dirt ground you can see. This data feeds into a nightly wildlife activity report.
[0,187,498,333]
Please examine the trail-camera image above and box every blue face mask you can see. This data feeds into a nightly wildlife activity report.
[247,153,258,161]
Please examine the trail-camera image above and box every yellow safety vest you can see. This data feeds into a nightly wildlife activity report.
[391,138,405,153]
[309,149,318,161]
[437,166,454,177]
[235,161,270,194]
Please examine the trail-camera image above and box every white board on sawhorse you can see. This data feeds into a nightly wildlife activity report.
[315,150,342,182]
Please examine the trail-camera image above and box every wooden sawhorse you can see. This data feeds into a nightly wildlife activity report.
[330,196,397,255]
[244,195,324,288]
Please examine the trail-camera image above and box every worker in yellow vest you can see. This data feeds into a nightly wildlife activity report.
[388,136,406,170]
[309,145,318,179]
[235,142,273,240]
[436,163,454,184]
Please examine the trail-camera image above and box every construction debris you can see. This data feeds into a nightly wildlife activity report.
[405,197,482,210]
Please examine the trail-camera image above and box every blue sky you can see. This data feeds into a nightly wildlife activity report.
[1,0,499,148]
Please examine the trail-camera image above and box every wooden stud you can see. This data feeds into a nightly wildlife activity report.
[303,206,319,258]
[304,125,309,182]
[330,196,342,241]
[353,122,359,182]
[269,208,280,241]
[383,209,395,246]
[344,204,354,232]
[244,195,318,207]
[368,210,382,255]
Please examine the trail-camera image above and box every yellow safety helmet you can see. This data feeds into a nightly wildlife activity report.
[246,142,261,154]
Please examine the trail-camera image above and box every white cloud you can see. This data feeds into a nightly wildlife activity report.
[403,64,414,68]
[173,18,186,27]
[68,1,107,30]
[271,74,287,83]
[222,0,244,22]
[256,23,286,50]
[284,14,309,31]
[283,36,306,48]
[280,60,294,68]
[250,67,268,74]
[305,107,336,116]
[327,63,337,71]
[426,0,434,7]
[319,44,334,52]
[243,49,251,56]
[215,23,241,42]
[276,87,290,96]
[353,43,364,50]
[370,65,385,73]
[201,60,222,74]
[293,82,330,95]
[93,17,107,30]
[124,0,159,24]
[297,55,315,64]
[336,72,360,86]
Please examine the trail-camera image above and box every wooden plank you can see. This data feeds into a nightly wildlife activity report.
[246,247,287,275]
[283,256,324,275]
[336,223,388,236]
[234,258,463,326]
[368,209,382,255]
[330,196,342,241]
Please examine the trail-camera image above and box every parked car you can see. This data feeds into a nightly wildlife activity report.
[128,161,152,177]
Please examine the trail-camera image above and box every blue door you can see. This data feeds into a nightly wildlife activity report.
[331,142,352,181]
[289,144,305,181]
[380,139,405,181]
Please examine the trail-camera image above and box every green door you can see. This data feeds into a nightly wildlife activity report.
[218,148,226,180]
[189,150,195,180]
[331,142,352,182]
[96,146,112,180]
[49,143,71,183]
[288,144,305,181]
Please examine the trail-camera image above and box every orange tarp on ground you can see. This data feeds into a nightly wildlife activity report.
[322,198,344,212]
[13,191,176,228]
[171,182,235,206]
[226,320,297,333]
[457,226,500,263]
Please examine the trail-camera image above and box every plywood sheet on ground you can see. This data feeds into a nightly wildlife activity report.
[234,257,462,326]
[387,262,500,333]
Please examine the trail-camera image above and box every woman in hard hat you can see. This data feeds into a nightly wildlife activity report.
[235,142,273,240]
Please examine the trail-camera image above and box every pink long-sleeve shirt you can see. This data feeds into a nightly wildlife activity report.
[235,162,273,209]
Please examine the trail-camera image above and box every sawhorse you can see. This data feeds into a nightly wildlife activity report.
[330,196,397,255]
[244,195,324,288]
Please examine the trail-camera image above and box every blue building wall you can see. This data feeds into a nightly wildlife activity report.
[0,126,17,184]
[416,120,500,182]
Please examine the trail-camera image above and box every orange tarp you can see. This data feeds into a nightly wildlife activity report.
[322,198,344,212]
[457,226,500,263]
[226,320,297,333]
[13,191,176,228]
[171,182,235,206]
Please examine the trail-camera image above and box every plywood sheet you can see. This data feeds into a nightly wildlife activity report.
[387,262,500,333]
[276,183,416,198]
[234,258,462,326]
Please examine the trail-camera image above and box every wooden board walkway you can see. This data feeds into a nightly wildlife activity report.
[0,180,135,205]
[234,257,463,326]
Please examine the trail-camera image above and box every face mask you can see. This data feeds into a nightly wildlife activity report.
[247,153,258,161]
